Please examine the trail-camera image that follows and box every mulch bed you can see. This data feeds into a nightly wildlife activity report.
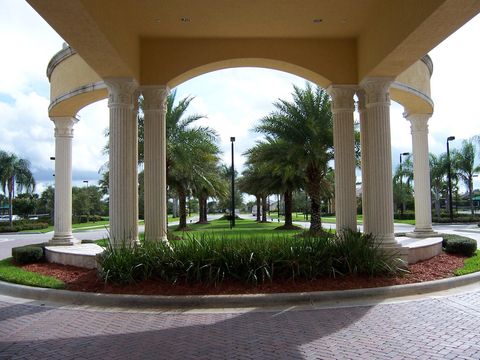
[19,252,467,296]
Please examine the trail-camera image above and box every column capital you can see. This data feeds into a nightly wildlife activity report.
[360,77,394,107]
[326,85,356,113]
[404,113,432,133]
[356,89,366,112]
[141,85,169,112]
[51,117,78,138]
[104,78,138,108]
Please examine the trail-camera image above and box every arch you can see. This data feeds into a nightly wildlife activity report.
[166,58,332,89]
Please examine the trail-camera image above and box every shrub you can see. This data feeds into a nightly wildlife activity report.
[98,230,402,285]
[12,245,44,264]
[0,222,48,232]
[394,211,415,220]
[442,234,477,256]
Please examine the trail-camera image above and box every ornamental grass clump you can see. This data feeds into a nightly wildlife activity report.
[98,230,402,285]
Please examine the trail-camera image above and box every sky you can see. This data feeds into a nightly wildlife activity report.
[0,1,480,195]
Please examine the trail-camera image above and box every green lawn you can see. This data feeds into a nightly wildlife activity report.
[170,218,306,239]
[0,258,65,289]
[454,250,480,276]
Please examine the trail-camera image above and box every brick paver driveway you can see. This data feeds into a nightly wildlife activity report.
[2,289,480,360]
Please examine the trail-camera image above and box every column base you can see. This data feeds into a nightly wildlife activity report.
[49,233,80,246]
[379,242,409,268]
[406,229,438,239]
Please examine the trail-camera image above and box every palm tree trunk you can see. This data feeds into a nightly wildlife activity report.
[470,180,475,216]
[284,190,293,227]
[255,195,261,222]
[434,191,441,219]
[261,194,268,222]
[177,185,188,230]
[306,170,323,233]
[8,176,13,227]
[203,197,208,222]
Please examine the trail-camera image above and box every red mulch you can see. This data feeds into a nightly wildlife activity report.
[19,252,467,296]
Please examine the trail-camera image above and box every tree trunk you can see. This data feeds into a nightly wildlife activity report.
[177,185,188,230]
[8,176,13,227]
[434,191,441,219]
[284,190,293,227]
[306,169,323,233]
[261,194,268,222]
[470,180,475,216]
[255,195,261,222]
[203,196,208,222]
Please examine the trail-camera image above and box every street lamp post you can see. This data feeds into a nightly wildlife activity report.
[230,137,235,229]
[447,136,455,222]
[399,152,410,216]
[83,180,89,187]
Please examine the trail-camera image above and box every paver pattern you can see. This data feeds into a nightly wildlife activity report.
[2,290,480,360]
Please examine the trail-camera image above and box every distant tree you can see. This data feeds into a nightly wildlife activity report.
[12,193,39,219]
[254,84,333,233]
[429,153,448,219]
[0,150,35,226]
[452,139,480,215]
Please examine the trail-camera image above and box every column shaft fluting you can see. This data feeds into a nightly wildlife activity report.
[327,86,357,232]
[406,113,435,236]
[142,86,169,242]
[50,117,78,245]
[361,78,396,245]
[105,78,139,246]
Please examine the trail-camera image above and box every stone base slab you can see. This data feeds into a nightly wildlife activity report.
[45,244,104,269]
[398,236,443,264]
[406,230,438,239]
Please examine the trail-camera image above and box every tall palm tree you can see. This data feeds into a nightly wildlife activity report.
[254,83,333,233]
[244,139,303,229]
[0,151,35,227]
[165,92,220,229]
[452,140,480,215]
[429,153,448,219]
[237,164,271,223]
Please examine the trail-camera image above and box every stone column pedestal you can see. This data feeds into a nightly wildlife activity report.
[327,85,357,233]
[142,85,169,242]
[405,113,437,238]
[49,117,78,246]
[105,78,139,246]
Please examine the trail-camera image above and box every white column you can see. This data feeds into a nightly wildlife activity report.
[405,113,436,237]
[360,78,396,246]
[105,78,139,246]
[142,85,169,242]
[357,90,369,221]
[50,116,78,245]
[327,85,357,233]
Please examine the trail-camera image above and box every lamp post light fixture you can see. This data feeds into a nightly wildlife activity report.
[230,137,235,229]
[399,152,410,216]
[447,136,455,222]
[83,180,89,187]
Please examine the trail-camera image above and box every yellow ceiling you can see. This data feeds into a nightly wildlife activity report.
[28,0,480,85]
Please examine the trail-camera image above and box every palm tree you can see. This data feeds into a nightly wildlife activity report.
[393,155,413,215]
[452,140,480,216]
[237,163,272,223]
[165,92,220,229]
[0,151,35,226]
[254,83,333,233]
[244,139,303,229]
[429,153,448,219]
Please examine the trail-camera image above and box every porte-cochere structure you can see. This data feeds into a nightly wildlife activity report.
[28,0,480,262]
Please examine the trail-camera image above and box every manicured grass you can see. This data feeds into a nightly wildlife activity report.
[0,258,65,289]
[170,218,304,239]
[454,250,480,276]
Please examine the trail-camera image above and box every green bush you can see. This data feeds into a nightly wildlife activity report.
[0,222,48,232]
[98,230,402,285]
[12,245,44,264]
[442,234,477,256]
[394,212,415,220]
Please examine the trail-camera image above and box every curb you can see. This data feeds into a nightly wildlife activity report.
[1,272,480,309]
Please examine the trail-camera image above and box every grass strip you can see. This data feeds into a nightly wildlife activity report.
[454,250,480,276]
[0,258,65,289]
